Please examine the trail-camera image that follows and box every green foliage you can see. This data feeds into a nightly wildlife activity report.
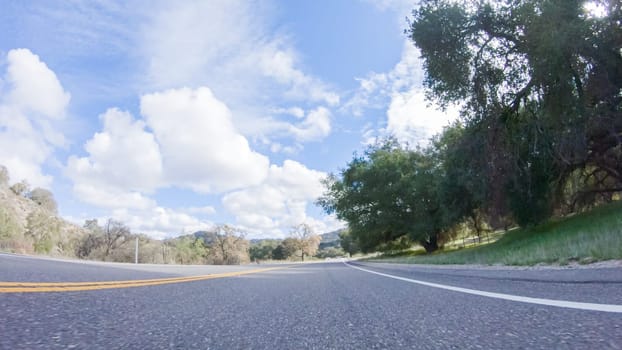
[25,212,60,254]
[318,141,448,253]
[173,235,207,264]
[315,247,345,259]
[250,239,280,261]
[319,21,621,252]
[377,235,414,254]
[409,1,472,106]
[0,206,20,241]
[408,0,622,227]
[374,200,622,266]
[271,224,321,261]
[338,230,360,257]
[271,244,287,260]
[76,231,103,259]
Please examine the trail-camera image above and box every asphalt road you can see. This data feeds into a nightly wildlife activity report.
[1,254,621,349]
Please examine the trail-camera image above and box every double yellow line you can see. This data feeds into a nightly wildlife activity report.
[0,266,289,293]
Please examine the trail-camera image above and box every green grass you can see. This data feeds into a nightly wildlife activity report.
[370,201,622,266]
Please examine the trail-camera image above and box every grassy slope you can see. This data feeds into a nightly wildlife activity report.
[372,201,622,266]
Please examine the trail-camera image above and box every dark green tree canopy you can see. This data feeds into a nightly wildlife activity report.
[318,141,448,253]
[319,0,620,256]
[409,0,622,225]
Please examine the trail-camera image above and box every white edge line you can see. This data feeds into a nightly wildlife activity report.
[345,262,622,313]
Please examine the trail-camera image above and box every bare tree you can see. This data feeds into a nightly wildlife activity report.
[209,225,249,265]
[76,230,102,259]
[102,219,131,259]
[287,223,321,261]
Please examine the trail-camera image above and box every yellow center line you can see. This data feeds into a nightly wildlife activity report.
[0,266,291,293]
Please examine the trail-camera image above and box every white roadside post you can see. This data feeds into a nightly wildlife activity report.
[135,237,139,264]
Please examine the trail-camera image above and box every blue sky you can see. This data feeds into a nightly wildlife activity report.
[0,0,458,239]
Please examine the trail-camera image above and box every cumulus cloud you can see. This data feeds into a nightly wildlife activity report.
[64,109,162,212]
[71,184,157,211]
[66,86,271,235]
[141,1,338,107]
[222,160,342,238]
[6,49,71,118]
[140,0,338,149]
[345,41,459,146]
[66,108,163,193]
[70,87,269,198]
[140,87,270,193]
[0,49,70,187]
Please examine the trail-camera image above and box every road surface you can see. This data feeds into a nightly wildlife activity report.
[1,253,621,349]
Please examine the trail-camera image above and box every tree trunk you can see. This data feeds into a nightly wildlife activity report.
[420,236,439,253]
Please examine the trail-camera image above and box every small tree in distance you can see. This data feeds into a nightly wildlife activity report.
[102,219,131,260]
[287,223,321,261]
[209,225,249,265]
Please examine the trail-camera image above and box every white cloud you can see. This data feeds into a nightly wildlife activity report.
[141,1,338,107]
[110,206,213,239]
[257,45,340,106]
[269,142,301,155]
[0,49,70,187]
[66,108,163,193]
[344,41,424,116]
[140,87,270,193]
[364,0,415,14]
[69,87,270,197]
[65,86,271,236]
[345,40,459,146]
[273,107,305,119]
[5,49,71,119]
[182,206,216,216]
[288,107,332,142]
[222,160,342,238]
[386,89,460,147]
[247,106,333,150]
[139,1,338,149]
[71,184,157,211]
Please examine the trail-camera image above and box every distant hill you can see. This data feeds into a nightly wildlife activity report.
[192,230,216,244]
[320,229,343,243]
[246,228,345,246]
[318,229,345,250]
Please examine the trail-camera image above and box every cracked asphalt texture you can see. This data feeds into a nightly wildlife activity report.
[1,254,621,349]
